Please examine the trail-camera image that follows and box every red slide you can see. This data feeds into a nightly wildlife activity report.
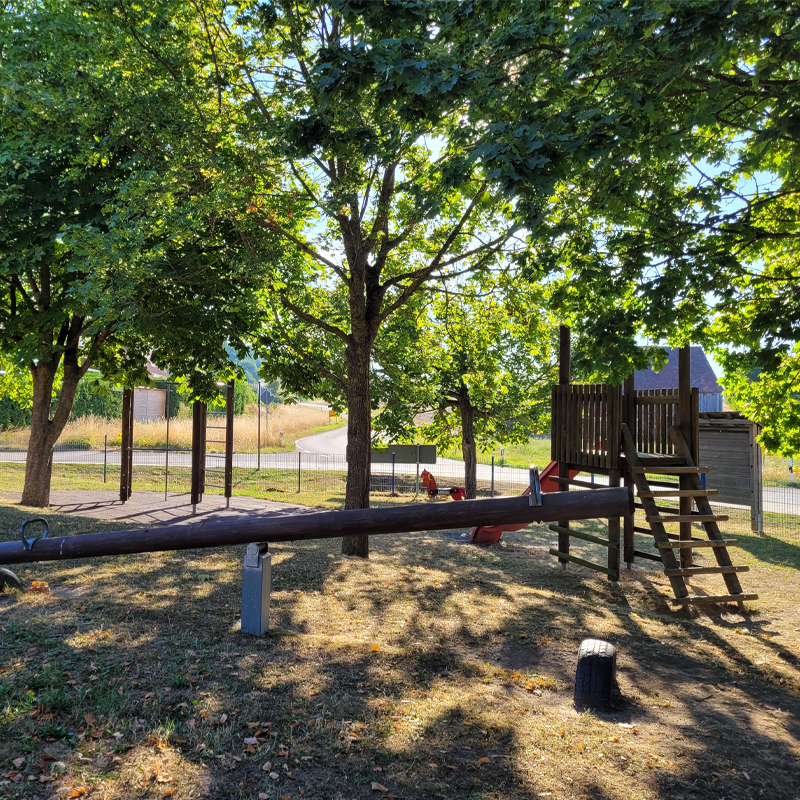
[470,461,579,544]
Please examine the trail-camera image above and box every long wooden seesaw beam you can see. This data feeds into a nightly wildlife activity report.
[0,487,632,567]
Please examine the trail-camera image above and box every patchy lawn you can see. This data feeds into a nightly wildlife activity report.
[1,498,799,800]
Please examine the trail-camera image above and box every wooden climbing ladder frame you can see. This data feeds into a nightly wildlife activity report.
[190,381,235,511]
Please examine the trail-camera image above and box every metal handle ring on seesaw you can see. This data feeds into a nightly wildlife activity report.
[20,518,50,551]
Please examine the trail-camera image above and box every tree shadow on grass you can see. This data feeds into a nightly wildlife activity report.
[2,504,800,798]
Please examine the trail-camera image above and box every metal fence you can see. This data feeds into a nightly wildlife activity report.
[1,443,798,541]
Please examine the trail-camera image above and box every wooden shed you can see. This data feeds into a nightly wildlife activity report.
[699,412,763,533]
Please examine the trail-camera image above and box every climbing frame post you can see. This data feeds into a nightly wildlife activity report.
[622,373,636,566]
[557,325,571,568]
[224,381,235,508]
[190,400,207,511]
[119,389,134,502]
[678,347,692,567]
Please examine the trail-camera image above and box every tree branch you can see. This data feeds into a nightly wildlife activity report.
[279,294,349,342]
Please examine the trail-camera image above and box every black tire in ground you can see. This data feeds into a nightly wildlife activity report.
[574,638,617,710]
[0,567,23,592]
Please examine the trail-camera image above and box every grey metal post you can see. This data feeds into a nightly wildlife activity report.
[103,435,107,483]
[241,543,271,636]
[257,381,261,471]
[297,450,301,493]
[415,445,420,498]
[391,452,396,496]
[491,455,495,497]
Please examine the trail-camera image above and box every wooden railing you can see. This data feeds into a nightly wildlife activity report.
[551,384,622,470]
[633,389,678,455]
[550,385,698,469]
[633,388,697,459]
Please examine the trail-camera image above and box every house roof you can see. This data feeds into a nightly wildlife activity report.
[145,359,169,379]
[634,347,723,393]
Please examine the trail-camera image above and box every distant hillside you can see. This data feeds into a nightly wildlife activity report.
[224,346,283,401]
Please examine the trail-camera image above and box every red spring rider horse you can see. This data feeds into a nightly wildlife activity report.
[420,469,466,501]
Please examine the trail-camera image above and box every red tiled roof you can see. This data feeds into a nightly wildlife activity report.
[145,359,169,379]
[634,347,722,393]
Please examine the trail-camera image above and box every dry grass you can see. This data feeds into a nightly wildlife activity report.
[0,405,336,453]
[1,497,799,800]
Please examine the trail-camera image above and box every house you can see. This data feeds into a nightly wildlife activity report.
[634,347,724,412]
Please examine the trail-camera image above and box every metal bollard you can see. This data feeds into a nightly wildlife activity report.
[241,543,271,636]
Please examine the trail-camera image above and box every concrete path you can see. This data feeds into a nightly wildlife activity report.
[0,489,312,527]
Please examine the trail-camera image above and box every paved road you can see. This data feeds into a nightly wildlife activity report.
[296,425,347,455]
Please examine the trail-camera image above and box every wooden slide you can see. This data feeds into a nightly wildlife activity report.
[470,461,578,543]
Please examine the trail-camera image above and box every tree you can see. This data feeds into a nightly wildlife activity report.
[88,0,742,556]
[373,280,557,498]
[0,1,273,505]
[538,2,800,452]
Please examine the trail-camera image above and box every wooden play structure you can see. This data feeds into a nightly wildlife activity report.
[550,326,757,605]
[118,381,235,511]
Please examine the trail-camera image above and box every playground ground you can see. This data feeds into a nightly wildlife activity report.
[1,491,799,800]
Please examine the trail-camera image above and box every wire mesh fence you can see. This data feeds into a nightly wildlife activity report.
[1,442,798,540]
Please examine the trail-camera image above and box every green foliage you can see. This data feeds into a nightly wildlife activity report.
[0,397,30,431]
[233,380,256,416]
[69,380,123,421]
[373,278,557,454]
[536,2,800,447]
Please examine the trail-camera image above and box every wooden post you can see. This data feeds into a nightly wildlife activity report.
[557,325,570,568]
[607,468,621,581]
[224,381,235,506]
[119,389,134,502]
[190,400,205,509]
[558,325,571,385]
[623,372,636,567]
[678,346,692,567]
[0,487,634,566]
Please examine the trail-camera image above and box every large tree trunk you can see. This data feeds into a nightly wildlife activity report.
[341,339,372,557]
[20,357,83,508]
[460,384,478,500]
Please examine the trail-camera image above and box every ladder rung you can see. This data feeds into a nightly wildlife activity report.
[664,565,749,576]
[635,502,680,514]
[657,539,739,549]
[662,532,705,541]
[632,466,708,474]
[204,483,224,488]
[645,479,682,488]
[633,525,654,534]
[670,593,758,605]
[205,468,225,473]
[206,425,226,429]
[639,489,719,498]
[647,515,728,524]
[633,548,663,562]
[206,439,227,444]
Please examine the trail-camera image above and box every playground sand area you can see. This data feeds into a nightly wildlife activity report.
[1,492,799,800]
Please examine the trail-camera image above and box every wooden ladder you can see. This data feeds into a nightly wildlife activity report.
[621,424,757,606]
